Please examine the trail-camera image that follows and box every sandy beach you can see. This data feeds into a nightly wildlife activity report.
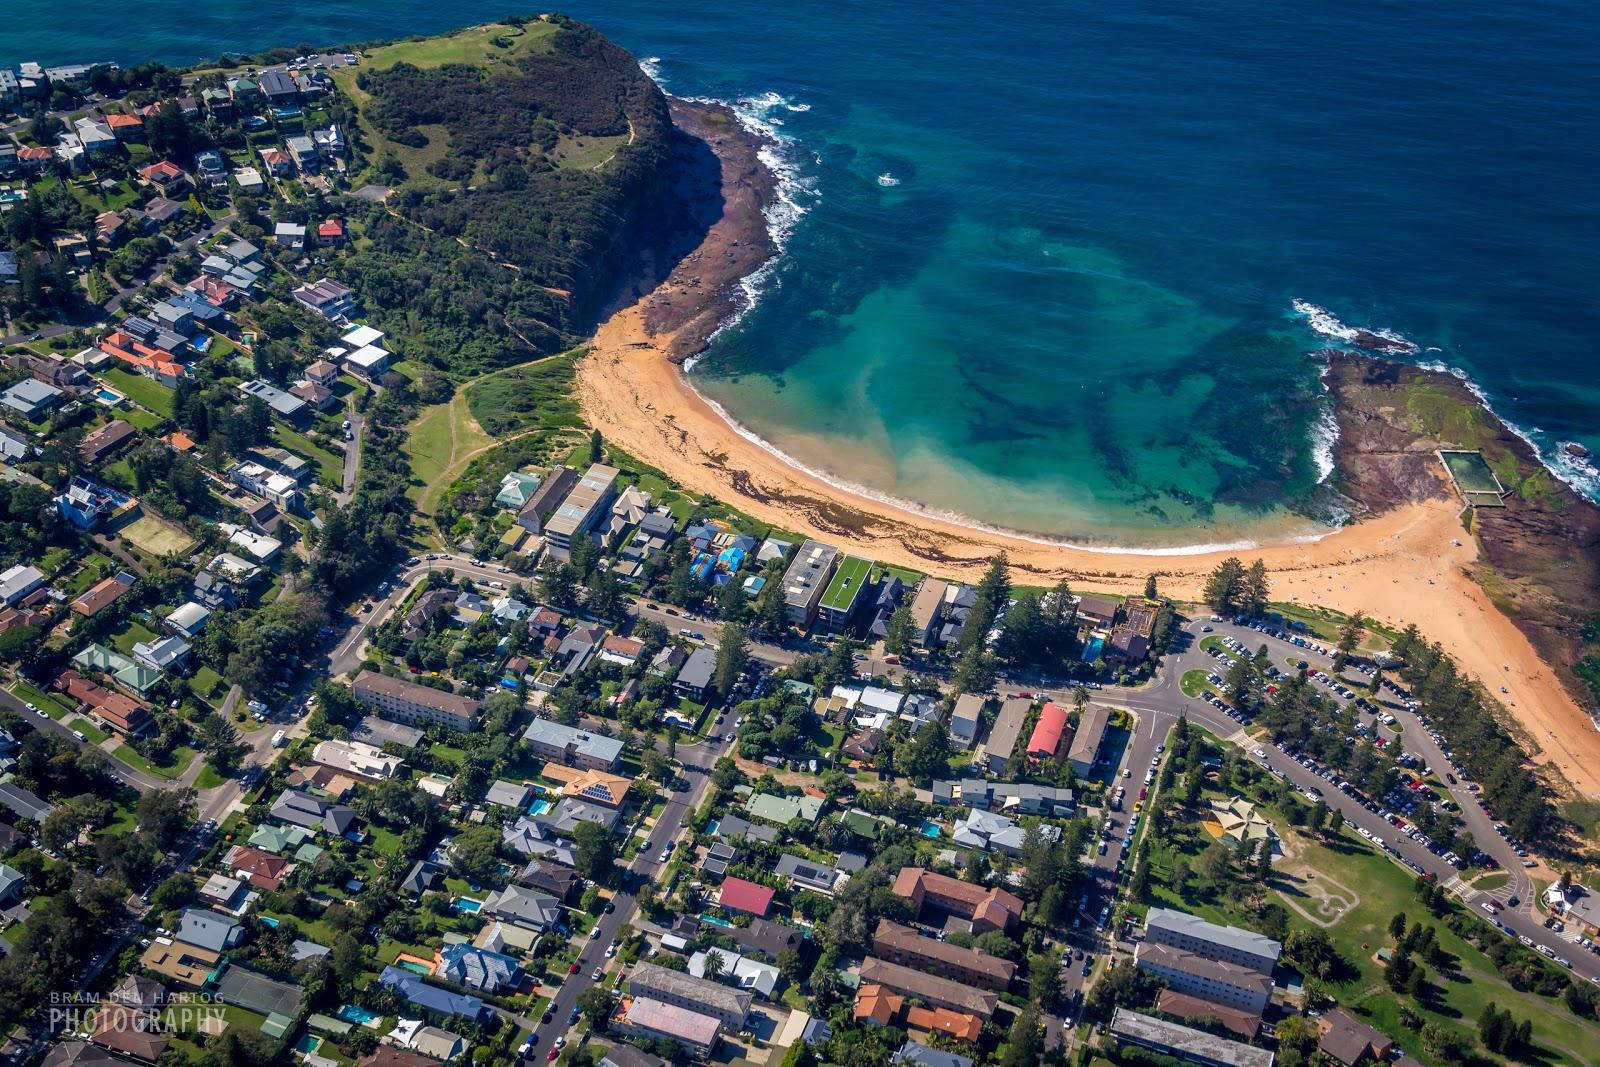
[577,103,1600,798]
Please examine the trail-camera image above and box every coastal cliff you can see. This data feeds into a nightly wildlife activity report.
[1326,352,1600,721]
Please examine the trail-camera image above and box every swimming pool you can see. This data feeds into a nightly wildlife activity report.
[259,915,280,928]
[528,799,551,817]
[396,959,432,976]
[919,819,942,838]
[454,897,482,914]
[700,914,733,928]
[1081,636,1106,663]
[93,387,125,405]
[294,1035,321,1054]
[334,1005,380,1026]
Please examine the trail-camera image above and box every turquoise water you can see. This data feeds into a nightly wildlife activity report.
[13,0,1599,543]
[334,1005,380,1026]
[919,819,942,839]
[453,897,482,914]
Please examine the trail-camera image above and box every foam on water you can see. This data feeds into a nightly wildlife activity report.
[1291,299,1419,354]
[637,55,664,83]
[877,172,900,187]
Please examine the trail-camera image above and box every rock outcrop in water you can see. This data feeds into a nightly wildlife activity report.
[1325,351,1600,717]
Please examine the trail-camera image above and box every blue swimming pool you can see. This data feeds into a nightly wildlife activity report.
[454,897,482,914]
[1081,636,1106,663]
[259,915,279,928]
[919,819,942,838]
[335,1005,380,1026]
[528,799,551,817]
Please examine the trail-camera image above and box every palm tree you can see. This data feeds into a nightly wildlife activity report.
[703,949,725,981]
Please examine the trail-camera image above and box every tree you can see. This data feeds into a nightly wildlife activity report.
[1336,610,1366,669]
[572,821,617,882]
[1203,557,1245,614]
[1242,559,1270,616]
[137,788,197,850]
[900,719,952,782]
[197,714,246,772]
[714,623,750,701]
[537,557,579,613]
[999,1005,1044,1067]
[951,644,995,695]
[1144,574,1159,599]
[1389,912,1408,942]
[882,606,915,658]
[588,429,604,465]
[449,824,503,884]
[578,985,613,1029]
[703,948,726,979]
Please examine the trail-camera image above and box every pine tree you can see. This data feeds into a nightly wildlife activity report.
[1144,573,1159,599]
[1389,912,1408,942]
[713,623,750,700]
[883,606,915,657]
[1243,558,1270,616]
[1203,557,1245,614]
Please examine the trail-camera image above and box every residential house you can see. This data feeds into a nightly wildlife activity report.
[949,693,984,750]
[857,958,998,1020]
[1316,1009,1395,1067]
[269,788,359,837]
[1143,907,1283,975]
[1134,941,1273,1016]
[717,876,776,918]
[273,221,307,249]
[132,634,191,674]
[892,868,1023,935]
[435,943,520,993]
[480,885,561,931]
[1108,1009,1274,1067]
[1067,703,1112,775]
[311,739,404,780]
[521,717,622,771]
[377,967,492,1024]
[627,963,752,1029]
[619,998,722,1059]
[775,853,846,896]
[175,908,244,953]
[238,379,309,425]
[353,670,481,732]
[0,564,46,607]
[1026,701,1070,762]
[780,539,840,627]
[673,645,717,700]
[135,159,188,193]
[1,378,63,420]
[78,419,136,465]
[978,696,1030,775]
[291,278,356,319]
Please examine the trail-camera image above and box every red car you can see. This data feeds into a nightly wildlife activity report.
[548,1050,559,1062]
[568,962,580,974]
[1137,787,1147,801]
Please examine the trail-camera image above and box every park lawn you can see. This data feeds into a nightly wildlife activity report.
[102,368,176,416]
[271,425,343,485]
[351,20,556,78]
[429,743,466,768]
[10,681,72,719]
[114,743,197,780]
[1199,635,1228,653]
[551,131,631,170]
[376,939,438,966]
[464,351,583,438]
[66,717,108,744]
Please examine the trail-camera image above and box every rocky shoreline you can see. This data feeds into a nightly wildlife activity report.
[1325,351,1600,727]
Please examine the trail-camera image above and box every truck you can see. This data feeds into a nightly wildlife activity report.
[271,730,287,748]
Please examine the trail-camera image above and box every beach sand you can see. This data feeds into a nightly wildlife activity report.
[577,102,1600,799]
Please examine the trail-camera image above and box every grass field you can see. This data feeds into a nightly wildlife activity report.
[114,744,197,780]
[406,384,495,512]
[9,682,71,720]
[66,717,108,744]
[111,620,158,656]
[271,425,343,485]
[820,555,874,614]
[121,513,196,557]
[1179,669,1217,699]
[101,368,175,416]
[464,350,584,438]
[552,131,631,170]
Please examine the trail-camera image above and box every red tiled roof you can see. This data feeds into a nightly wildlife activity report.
[317,219,345,237]
[71,574,132,617]
[105,112,143,128]
[18,146,54,161]
[1027,702,1069,759]
[136,160,184,183]
[717,876,775,917]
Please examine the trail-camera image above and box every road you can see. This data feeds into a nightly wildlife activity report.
[0,684,167,792]
[339,410,364,499]
[529,730,735,1053]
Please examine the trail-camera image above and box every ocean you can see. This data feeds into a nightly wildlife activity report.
[13,0,1600,546]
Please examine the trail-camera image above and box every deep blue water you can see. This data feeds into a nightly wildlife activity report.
[12,0,1599,542]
